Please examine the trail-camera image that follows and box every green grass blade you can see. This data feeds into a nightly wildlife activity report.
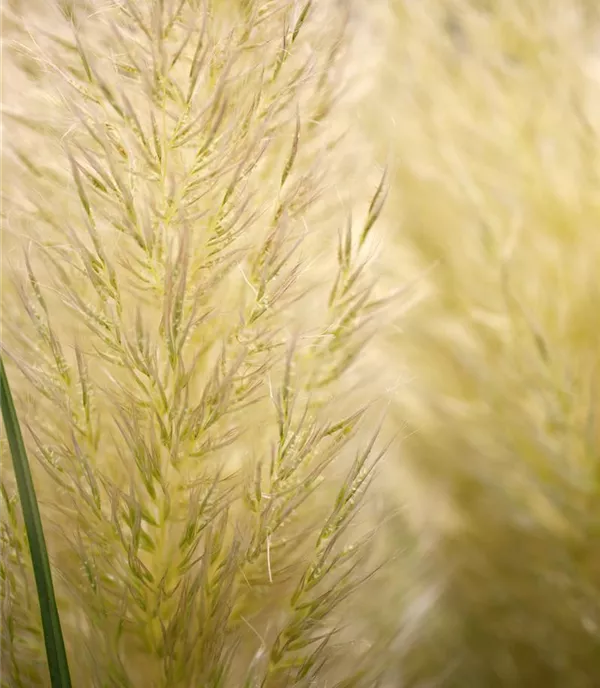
[0,355,72,688]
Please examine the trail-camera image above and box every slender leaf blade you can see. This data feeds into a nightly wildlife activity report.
[0,355,72,688]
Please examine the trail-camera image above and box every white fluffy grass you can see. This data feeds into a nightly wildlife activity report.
[3,0,600,686]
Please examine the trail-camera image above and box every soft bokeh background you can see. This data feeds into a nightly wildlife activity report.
[367,1,600,685]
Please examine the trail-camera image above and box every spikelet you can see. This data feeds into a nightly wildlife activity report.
[0,1,399,685]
